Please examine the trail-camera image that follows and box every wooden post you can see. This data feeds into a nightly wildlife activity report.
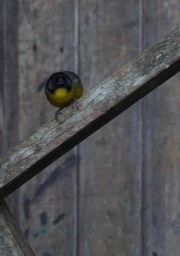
[0,200,35,255]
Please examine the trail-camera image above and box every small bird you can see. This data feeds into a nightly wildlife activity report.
[44,71,83,109]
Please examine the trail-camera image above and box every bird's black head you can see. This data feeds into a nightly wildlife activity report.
[46,72,72,93]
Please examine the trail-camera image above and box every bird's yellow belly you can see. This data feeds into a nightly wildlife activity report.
[46,88,74,108]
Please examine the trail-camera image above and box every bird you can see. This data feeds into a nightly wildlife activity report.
[44,71,83,109]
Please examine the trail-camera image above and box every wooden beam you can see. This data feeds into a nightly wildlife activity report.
[0,25,179,199]
[0,200,35,255]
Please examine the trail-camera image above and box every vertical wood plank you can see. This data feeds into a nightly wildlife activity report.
[142,1,180,255]
[7,0,79,255]
[0,0,19,153]
[0,200,35,256]
[79,1,142,255]
[0,0,20,221]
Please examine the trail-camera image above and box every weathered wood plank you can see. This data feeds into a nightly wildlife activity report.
[0,0,19,153]
[0,25,179,200]
[9,0,79,255]
[142,2,180,256]
[0,200,35,256]
[0,0,21,229]
[78,1,142,255]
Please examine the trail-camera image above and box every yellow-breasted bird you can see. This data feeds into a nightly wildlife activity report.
[44,71,83,109]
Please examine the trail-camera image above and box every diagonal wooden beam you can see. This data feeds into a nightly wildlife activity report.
[0,200,35,255]
[0,25,180,199]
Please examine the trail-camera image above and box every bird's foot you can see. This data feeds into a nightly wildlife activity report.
[55,108,63,121]
[55,100,80,123]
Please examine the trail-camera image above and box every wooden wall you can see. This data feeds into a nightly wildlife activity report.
[0,0,180,255]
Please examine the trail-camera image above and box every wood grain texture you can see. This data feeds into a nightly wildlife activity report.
[78,1,142,255]
[0,23,179,204]
[0,0,19,153]
[0,0,21,236]
[0,2,179,256]
[142,1,180,256]
[0,200,35,256]
[8,0,79,255]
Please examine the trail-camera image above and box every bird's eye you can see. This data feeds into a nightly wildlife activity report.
[58,78,64,86]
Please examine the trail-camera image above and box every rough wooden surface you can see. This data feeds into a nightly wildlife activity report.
[142,1,180,256]
[78,1,142,255]
[0,2,180,256]
[0,0,22,244]
[0,0,19,153]
[8,0,79,255]
[0,200,35,256]
[0,25,179,200]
